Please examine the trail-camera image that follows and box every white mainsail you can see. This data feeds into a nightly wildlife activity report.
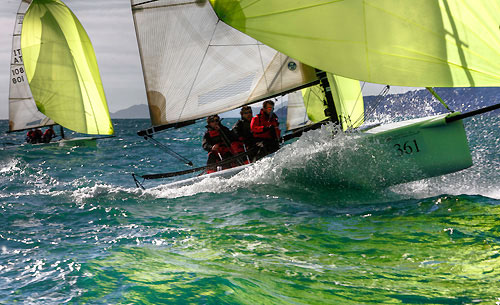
[130,0,317,128]
[8,0,53,132]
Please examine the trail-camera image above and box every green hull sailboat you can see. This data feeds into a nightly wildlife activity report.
[7,0,113,147]
[131,0,498,189]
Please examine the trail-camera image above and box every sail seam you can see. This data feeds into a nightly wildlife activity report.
[175,19,221,123]
[239,0,343,19]
[132,1,200,9]
[256,44,268,91]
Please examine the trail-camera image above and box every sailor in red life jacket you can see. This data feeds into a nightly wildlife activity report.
[250,100,281,159]
[33,128,43,144]
[202,115,236,173]
[42,126,56,143]
[26,129,35,143]
[230,106,256,163]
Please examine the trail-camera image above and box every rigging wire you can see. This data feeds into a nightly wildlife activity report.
[343,81,366,130]
[351,85,390,128]
[143,135,194,166]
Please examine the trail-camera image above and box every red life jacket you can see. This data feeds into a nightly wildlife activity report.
[43,129,55,138]
[206,129,230,154]
[208,129,220,138]
[251,109,281,140]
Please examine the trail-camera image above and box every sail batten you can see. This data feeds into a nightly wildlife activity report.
[211,0,500,88]
[131,0,317,128]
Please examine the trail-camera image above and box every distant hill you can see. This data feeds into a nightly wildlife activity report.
[111,104,149,119]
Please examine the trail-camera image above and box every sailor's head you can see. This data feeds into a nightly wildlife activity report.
[240,106,252,120]
[207,115,220,129]
[263,100,274,115]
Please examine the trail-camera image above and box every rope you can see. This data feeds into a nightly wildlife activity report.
[144,135,194,166]
[356,85,391,126]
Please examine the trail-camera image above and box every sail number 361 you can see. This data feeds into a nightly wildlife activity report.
[394,140,420,156]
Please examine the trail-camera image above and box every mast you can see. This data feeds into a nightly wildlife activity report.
[59,126,65,139]
[316,70,339,125]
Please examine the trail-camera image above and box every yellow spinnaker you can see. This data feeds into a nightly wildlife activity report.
[210,0,500,87]
[22,0,113,135]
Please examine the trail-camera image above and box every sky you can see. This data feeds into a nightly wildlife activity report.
[0,0,415,120]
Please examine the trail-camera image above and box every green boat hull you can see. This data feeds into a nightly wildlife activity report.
[346,113,472,187]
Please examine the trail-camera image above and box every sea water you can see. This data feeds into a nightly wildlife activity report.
[1,112,499,304]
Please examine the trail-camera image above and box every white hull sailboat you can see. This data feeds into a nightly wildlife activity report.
[5,0,114,148]
[131,0,499,189]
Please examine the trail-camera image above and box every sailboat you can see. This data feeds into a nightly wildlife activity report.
[131,0,500,189]
[6,0,114,147]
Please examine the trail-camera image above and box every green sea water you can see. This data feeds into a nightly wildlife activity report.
[1,114,499,304]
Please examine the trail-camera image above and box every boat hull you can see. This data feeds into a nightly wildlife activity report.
[158,164,252,188]
[155,113,472,189]
[340,113,472,187]
[1,136,115,150]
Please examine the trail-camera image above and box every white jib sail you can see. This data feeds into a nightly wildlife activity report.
[8,0,54,132]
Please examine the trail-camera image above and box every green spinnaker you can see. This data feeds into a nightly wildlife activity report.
[302,74,364,131]
[21,0,113,135]
[210,0,500,87]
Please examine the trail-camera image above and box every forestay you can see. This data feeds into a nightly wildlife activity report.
[130,0,317,128]
[21,0,113,135]
[9,0,53,132]
[210,0,500,87]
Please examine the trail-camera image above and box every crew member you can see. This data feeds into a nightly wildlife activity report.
[202,115,235,173]
[42,126,56,143]
[33,128,43,144]
[231,106,255,163]
[26,129,35,143]
[251,100,281,159]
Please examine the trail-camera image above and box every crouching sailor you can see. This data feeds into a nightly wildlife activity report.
[202,115,235,173]
[251,100,281,160]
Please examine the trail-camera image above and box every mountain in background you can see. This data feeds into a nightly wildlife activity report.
[111,104,149,119]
